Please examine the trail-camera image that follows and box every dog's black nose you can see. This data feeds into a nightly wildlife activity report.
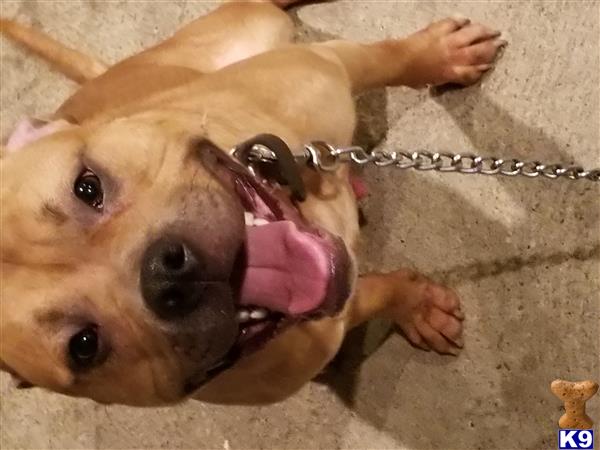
[140,237,205,320]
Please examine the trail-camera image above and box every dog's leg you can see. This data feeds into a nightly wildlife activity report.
[135,1,297,73]
[311,17,505,92]
[55,1,302,121]
[0,19,107,83]
[346,271,464,355]
[1,1,303,83]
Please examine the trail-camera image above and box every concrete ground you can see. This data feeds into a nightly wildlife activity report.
[1,1,599,449]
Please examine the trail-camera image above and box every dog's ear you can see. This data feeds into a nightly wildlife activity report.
[0,360,35,389]
[2,117,74,157]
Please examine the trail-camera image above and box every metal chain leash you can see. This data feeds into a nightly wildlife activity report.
[298,142,600,182]
[240,139,600,183]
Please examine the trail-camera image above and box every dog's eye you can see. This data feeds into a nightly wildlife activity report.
[74,170,104,210]
[68,326,99,368]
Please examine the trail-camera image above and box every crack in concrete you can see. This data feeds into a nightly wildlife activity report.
[431,243,600,285]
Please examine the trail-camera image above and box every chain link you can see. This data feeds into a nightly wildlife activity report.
[297,144,600,182]
[242,141,600,182]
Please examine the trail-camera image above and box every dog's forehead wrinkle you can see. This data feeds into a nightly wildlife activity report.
[34,308,69,326]
[40,202,69,226]
[84,119,175,188]
[152,136,171,182]
[178,165,204,217]
[0,255,74,275]
[33,306,95,330]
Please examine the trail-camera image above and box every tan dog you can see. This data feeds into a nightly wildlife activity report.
[0,0,504,406]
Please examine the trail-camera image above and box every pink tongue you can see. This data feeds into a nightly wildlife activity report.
[240,221,329,315]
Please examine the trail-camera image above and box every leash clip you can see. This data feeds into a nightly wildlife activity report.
[231,134,307,202]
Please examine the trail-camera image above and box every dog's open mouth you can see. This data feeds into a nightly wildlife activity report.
[198,141,353,384]
[233,168,352,348]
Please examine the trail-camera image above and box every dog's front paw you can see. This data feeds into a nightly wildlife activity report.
[406,16,506,87]
[388,272,464,355]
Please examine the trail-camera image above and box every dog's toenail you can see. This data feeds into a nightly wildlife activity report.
[452,14,470,25]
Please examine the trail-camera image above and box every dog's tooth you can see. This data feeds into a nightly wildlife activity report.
[253,218,269,227]
[244,212,255,226]
[237,310,250,323]
[250,308,268,320]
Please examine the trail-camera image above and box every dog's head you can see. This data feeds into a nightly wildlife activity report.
[0,116,353,405]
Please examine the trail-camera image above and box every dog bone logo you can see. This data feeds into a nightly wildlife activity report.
[551,379,598,429]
